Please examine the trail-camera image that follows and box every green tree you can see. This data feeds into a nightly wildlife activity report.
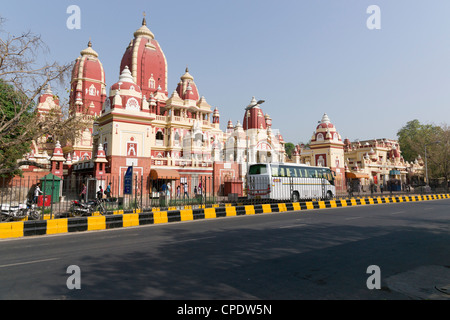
[0,79,35,176]
[427,125,450,187]
[397,119,442,162]
[397,119,449,186]
[284,142,295,159]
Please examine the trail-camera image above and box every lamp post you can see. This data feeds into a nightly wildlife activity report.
[245,99,265,194]
[424,140,440,188]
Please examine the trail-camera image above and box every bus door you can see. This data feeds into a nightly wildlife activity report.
[321,170,326,199]
[287,166,297,201]
[307,168,320,199]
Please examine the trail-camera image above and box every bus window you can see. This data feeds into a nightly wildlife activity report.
[281,166,293,177]
[249,164,267,175]
[289,167,297,177]
[271,166,279,177]
[302,169,308,178]
[296,168,303,178]
[279,167,286,177]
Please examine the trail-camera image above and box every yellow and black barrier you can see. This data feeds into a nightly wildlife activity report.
[1,194,449,240]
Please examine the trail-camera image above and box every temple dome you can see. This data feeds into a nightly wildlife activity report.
[120,16,168,98]
[311,113,343,145]
[110,66,141,92]
[80,40,99,58]
[133,17,155,39]
[243,97,267,130]
[176,68,200,101]
[69,40,106,116]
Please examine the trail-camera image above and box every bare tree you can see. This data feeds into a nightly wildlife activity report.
[0,17,89,176]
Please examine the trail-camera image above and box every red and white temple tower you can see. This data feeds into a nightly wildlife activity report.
[66,40,107,161]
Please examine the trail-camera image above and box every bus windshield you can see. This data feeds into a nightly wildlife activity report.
[249,164,268,175]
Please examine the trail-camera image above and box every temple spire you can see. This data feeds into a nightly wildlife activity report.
[134,11,155,39]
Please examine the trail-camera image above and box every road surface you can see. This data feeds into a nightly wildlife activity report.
[0,199,449,300]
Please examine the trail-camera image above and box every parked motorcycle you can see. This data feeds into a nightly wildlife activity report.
[0,200,40,222]
[70,199,107,217]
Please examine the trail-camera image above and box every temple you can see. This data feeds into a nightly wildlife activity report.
[23,16,285,197]
[19,16,424,197]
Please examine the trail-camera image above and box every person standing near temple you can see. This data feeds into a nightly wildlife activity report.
[80,183,87,202]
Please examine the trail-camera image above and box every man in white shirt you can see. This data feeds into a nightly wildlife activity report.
[33,183,43,204]
[184,183,189,199]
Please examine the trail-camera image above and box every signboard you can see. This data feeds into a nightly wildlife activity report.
[126,158,138,167]
[124,166,133,195]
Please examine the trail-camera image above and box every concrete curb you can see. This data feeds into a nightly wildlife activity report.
[1,194,449,240]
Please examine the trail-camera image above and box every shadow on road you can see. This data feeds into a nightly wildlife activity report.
[43,216,450,300]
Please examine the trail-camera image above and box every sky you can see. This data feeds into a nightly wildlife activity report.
[1,0,450,145]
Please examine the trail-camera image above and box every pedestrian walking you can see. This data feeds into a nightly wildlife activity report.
[166,183,171,200]
[184,183,189,199]
[33,183,43,204]
[105,182,112,201]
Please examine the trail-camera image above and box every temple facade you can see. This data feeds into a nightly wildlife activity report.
[21,16,286,197]
[291,113,425,193]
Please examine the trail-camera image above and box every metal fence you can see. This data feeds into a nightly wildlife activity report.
[0,175,448,222]
[0,175,241,221]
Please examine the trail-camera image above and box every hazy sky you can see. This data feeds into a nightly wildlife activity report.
[2,0,450,144]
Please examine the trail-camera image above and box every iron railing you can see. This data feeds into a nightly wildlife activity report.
[0,175,448,222]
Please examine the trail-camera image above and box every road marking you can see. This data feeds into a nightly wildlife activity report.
[169,236,216,244]
[345,216,363,221]
[99,233,140,240]
[391,211,405,215]
[279,224,307,229]
[0,258,59,269]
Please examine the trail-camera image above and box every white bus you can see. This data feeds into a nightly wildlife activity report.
[247,163,336,201]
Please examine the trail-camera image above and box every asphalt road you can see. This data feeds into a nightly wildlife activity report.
[0,199,449,300]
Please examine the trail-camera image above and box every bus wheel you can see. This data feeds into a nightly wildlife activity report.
[326,191,333,200]
[291,191,300,202]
